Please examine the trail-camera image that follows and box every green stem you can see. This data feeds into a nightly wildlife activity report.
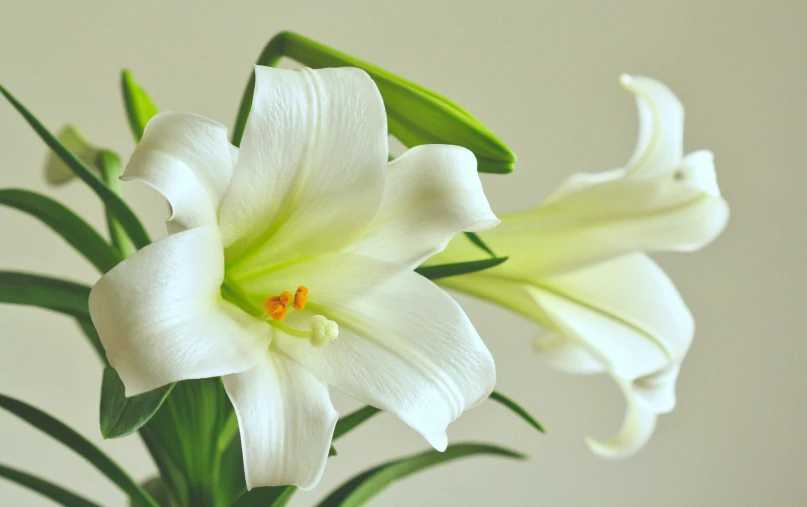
[96,150,134,257]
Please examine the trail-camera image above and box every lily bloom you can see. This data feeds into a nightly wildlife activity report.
[431,75,729,457]
[89,66,499,489]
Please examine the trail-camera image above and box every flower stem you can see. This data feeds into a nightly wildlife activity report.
[97,150,134,258]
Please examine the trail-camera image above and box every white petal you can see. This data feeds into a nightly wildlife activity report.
[586,376,658,459]
[541,254,694,364]
[260,253,495,451]
[348,145,499,268]
[222,350,337,491]
[473,173,729,277]
[123,112,235,233]
[678,150,722,197]
[527,254,691,380]
[620,75,684,178]
[533,332,606,374]
[89,227,271,396]
[220,67,388,277]
[632,363,680,414]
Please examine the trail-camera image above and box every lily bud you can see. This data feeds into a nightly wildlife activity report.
[43,125,102,185]
[235,31,516,174]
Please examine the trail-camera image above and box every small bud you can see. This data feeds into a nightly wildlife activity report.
[43,125,102,185]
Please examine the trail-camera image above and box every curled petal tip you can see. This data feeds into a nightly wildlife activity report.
[619,74,634,87]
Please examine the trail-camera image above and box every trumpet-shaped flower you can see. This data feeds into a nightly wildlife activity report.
[431,75,729,457]
[88,66,499,490]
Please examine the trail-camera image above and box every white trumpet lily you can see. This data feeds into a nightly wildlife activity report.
[431,75,729,458]
[89,66,499,490]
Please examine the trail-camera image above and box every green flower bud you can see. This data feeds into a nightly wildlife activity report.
[43,125,101,185]
[233,31,516,174]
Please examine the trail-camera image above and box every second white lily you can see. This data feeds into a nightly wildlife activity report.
[432,75,729,458]
[89,66,499,490]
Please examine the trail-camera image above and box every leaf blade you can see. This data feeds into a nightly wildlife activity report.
[317,442,527,507]
[231,486,296,507]
[333,405,380,441]
[0,271,91,318]
[0,393,159,507]
[100,366,174,439]
[415,257,508,280]
[0,188,122,273]
[0,84,151,249]
[464,231,496,257]
[490,390,545,433]
[0,462,101,507]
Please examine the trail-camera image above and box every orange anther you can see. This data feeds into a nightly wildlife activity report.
[278,291,292,305]
[264,296,288,322]
[293,286,308,310]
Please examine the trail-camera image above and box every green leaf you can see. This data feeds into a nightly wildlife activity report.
[43,125,102,186]
[490,390,545,433]
[0,84,151,249]
[464,231,496,257]
[333,405,380,441]
[0,393,159,507]
[0,271,91,318]
[231,486,296,507]
[415,257,508,280]
[0,270,104,360]
[139,378,234,507]
[100,366,174,439]
[121,70,159,142]
[232,31,515,174]
[317,442,526,507]
[0,462,101,507]
[0,188,122,273]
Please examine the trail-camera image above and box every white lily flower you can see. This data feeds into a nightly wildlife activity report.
[431,75,729,458]
[88,66,499,490]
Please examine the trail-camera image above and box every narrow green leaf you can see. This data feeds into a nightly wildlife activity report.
[121,70,159,142]
[232,486,296,507]
[0,393,159,507]
[0,188,122,273]
[0,271,104,361]
[0,462,101,507]
[490,390,545,433]
[415,257,508,280]
[0,84,151,249]
[100,366,174,439]
[333,405,380,441]
[464,231,496,257]
[0,271,90,318]
[232,32,516,174]
[317,443,526,507]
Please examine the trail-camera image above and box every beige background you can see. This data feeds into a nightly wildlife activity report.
[1,1,805,505]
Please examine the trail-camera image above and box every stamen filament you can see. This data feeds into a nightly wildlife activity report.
[264,318,312,339]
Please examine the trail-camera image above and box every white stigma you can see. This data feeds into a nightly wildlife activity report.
[309,315,339,347]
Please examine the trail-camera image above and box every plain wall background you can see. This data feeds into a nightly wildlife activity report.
[1,1,805,505]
